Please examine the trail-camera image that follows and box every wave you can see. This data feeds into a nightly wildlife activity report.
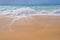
[0,6,60,16]
[0,7,36,15]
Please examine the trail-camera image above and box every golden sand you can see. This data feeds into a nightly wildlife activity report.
[0,15,60,40]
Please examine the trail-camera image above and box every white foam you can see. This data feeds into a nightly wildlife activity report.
[0,6,60,16]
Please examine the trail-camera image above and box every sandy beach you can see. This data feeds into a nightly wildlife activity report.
[0,15,60,40]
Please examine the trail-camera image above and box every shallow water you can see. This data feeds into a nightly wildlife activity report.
[0,5,60,16]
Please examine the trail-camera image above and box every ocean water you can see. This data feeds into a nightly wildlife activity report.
[0,4,60,16]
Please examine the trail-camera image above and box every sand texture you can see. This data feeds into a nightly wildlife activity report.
[0,15,60,40]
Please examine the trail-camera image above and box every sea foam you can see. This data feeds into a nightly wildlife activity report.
[0,6,60,16]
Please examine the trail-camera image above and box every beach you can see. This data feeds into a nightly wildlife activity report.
[0,15,60,40]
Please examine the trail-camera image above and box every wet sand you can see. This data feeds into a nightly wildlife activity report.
[0,15,60,40]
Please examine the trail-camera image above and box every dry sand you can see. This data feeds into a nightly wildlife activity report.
[0,15,60,40]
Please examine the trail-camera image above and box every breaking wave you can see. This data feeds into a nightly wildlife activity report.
[0,6,60,16]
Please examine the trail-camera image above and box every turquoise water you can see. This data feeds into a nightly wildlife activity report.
[0,4,60,16]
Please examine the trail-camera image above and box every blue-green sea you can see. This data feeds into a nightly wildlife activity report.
[0,4,60,16]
